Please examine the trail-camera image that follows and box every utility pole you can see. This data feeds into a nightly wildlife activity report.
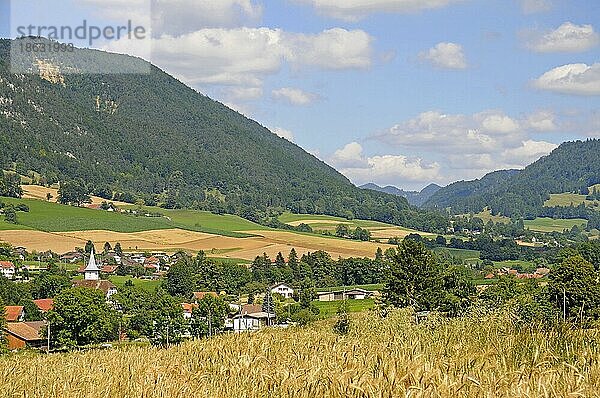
[563,288,567,322]
[46,321,51,354]
[166,321,169,347]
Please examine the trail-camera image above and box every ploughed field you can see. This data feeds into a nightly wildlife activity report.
[2,310,599,397]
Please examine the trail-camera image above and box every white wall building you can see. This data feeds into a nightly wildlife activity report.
[269,283,294,299]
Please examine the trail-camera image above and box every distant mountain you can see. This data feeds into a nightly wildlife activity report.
[360,183,441,206]
[423,139,600,219]
[0,38,450,232]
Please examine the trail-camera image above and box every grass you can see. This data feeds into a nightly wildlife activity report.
[0,197,259,237]
[3,310,600,397]
[108,276,161,292]
[1,197,173,233]
[524,217,587,233]
[312,298,376,318]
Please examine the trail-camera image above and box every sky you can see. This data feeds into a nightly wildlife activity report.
[2,0,600,190]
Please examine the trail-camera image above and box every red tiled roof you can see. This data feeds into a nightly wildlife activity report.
[33,299,54,312]
[4,321,46,341]
[181,303,198,313]
[4,306,24,322]
[193,292,218,300]
[0,261,14,269]
[241,304,263,315]
[101,266,118,274]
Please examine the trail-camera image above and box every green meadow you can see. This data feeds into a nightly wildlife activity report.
[524,217,587,233]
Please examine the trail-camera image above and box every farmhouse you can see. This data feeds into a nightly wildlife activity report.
[317,288,372,302]
[269,282,294,299]
[181,303,198,319]
[229,304,275,332]
[3,321,47,350]
[0,260,15,279]
[60,252,84,264]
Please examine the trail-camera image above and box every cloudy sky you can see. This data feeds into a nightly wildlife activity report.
[4,0,600,190]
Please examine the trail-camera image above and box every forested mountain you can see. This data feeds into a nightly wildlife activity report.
[360,183,441,206]
[0,38,448,232]
[424,140,600,219]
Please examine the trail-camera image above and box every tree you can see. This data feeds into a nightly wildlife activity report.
[30,271,72,299]
[382,240,445,311]
[3,206,16,224]
[548,255,600,321]
[84,240,95,255]
[57,180,91,206]
[103,242,112,254]
[0,173,23,198]
[47,287,119,348]
[164,257,196,298]
[46,192,53,201]
[335,224,350,238]
[333,300,350,335]
[297,278,316,309]
[262,289,275,315]
[114,242,123,256]
[189,296,230,338]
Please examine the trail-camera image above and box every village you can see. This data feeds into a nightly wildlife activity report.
[1,245,376,351]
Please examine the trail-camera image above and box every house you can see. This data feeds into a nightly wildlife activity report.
[269,282,294,299]
[60,252,84,264]
[193,291,219,302]
[0,261,15,279]
[229,304,275,332]
[4,306,25,322]
[3,321,47,350]
[33,299,54,313]
[101,265,119,275]
[317,288,372,302]
[181,303,198,319]
[72,249,118,300]
[144,256,161,272]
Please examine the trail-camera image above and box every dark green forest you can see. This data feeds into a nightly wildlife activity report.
[0,38,448,232]
[425,140,600,222]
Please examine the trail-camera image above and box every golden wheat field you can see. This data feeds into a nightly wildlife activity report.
[2,310,600,398]
[0,228,393,260]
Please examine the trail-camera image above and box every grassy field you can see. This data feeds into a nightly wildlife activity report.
[3,310,600,397]
[524,217,587,233]
[434,247,480,262]
[312,298,375,318]
[108,276,161,292]
[1,197,174,233]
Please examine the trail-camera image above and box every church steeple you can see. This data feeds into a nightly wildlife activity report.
[84,248,100,281]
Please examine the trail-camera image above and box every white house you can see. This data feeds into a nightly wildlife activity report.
[269,282,294,299]
[0,261,16,279]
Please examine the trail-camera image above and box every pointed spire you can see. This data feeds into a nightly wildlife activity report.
[85,248,100,272]
[84,248,100,281]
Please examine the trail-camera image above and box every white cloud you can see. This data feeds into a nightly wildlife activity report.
[518,0,552,14]
[329,142,442,185]
[525,22,599,53]
[295,0,463,21]
[525,110,557,131]
[331,142,369,168]
[533,63,600,95]
[501,140,558,166]
[272,87,320,106]
[225,87,264,101]
[79,0,262,35]
[419,42,468,70]
[272,127,295,142]
[106,27,373,91]
[369,109,560,185]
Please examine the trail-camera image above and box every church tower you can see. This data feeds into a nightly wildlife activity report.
[84,248,100,281]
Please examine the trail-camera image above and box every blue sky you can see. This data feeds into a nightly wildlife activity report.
[3,0,600,190]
